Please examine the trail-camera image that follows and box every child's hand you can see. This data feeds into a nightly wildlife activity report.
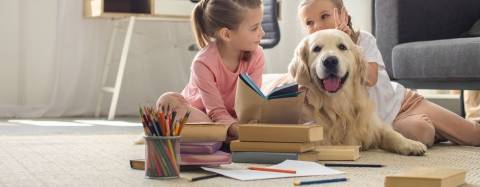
[227,122,239,139]
[334,7,352,36]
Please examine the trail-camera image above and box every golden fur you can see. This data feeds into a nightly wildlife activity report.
[289,29,427,155]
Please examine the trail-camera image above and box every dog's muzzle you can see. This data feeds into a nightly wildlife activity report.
[313,55,349,93]
[318,72,349,93]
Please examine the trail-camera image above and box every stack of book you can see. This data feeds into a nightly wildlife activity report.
[179,123,232,166]
[231,124,324,164]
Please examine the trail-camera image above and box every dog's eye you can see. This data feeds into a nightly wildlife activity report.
[312,45,322,53]
[338,43,348,51]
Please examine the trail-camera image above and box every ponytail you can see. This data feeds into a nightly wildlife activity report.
[192,0,210,48]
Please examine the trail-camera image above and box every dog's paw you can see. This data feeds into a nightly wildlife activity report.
[397,139,427,156]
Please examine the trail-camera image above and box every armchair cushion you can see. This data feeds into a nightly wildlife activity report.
[392,37,480,80]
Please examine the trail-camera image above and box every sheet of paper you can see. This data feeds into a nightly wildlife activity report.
[201,160,345,181]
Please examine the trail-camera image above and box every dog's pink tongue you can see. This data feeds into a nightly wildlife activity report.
[323,77,341,92]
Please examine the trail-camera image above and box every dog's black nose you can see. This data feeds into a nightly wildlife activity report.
[323,56,338,70]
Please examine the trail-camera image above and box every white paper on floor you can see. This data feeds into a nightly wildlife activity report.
[201,160,345,181]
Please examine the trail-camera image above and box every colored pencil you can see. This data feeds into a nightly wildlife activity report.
[293,177,348,186]
[186,173,221,182]
[139,106,191,177]
[324,163,384,168]
[248,167,296,174]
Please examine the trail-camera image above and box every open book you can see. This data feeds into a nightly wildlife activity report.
[235,74,305,124]
[239,74,300,99]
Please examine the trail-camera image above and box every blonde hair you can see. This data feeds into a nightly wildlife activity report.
[299,0,359,43]
[192,0,263,49]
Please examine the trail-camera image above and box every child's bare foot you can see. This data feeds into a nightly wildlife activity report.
[134,133,145,145]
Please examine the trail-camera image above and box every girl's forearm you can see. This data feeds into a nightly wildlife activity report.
[366,62,378,87]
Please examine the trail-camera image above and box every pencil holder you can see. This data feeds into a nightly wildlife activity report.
[144,136,181,179]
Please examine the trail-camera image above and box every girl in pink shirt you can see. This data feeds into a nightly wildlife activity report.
[156,0,265,138]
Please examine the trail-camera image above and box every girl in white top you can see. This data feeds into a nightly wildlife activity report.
[298,0,480,147]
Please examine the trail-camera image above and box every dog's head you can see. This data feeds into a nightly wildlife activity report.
[289,29,367,94]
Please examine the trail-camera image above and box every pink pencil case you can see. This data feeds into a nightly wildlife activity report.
[180,142,223,154]
[180,151,232,166]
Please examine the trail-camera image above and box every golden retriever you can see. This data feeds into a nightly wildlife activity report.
[289,29,427,155]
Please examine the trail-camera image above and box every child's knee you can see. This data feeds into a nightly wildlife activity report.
[160,92,182,98]
[159,92,183,101]
[393,114,436,147]
[156,92,188,108]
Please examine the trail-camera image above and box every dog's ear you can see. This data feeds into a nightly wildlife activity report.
[288,38,310,80]
[353,45,368,85]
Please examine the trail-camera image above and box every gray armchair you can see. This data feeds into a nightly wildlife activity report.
[375,0,480,89]
[374,0,480,115]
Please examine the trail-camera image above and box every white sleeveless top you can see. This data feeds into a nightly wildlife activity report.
[357,31,406,124]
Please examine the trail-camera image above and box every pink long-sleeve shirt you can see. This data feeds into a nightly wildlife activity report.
[181,42,265,126]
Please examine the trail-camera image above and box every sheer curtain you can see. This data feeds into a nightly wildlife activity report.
[0,0,195,118]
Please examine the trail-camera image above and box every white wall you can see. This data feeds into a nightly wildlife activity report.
[263,0,304,74]
[0,0,372,117]
[344,0,373,33]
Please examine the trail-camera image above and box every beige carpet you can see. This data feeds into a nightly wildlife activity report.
[0,134,479,187]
